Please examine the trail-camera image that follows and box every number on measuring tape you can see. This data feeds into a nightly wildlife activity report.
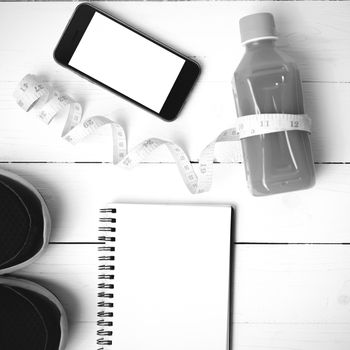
[13,74,311,194]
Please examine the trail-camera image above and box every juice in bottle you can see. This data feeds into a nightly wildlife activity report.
[233,13,315,196]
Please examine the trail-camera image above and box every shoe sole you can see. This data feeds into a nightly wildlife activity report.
[0,169,51,275]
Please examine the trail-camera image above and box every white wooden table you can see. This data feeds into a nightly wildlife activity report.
[1,1,350,349]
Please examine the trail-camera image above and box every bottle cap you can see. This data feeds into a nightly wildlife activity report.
[239,12,278,45]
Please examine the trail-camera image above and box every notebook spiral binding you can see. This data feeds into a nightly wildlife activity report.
[97,207,117,350]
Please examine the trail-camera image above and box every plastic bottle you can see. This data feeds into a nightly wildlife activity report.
[232,13,315,196]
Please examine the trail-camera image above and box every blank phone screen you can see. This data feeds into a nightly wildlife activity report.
[69,12,186,113]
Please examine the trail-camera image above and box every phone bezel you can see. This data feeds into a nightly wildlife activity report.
[53,3,200,121]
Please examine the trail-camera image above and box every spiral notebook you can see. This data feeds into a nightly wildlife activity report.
[97,203,234,350]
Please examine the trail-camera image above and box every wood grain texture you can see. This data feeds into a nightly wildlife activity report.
[0,162,349,243]
[1,2,350,349]
[17,244,350,350]
[1,81,350,163]
[65,322,350,350]
[1,2,350,162]
[2,2,350,82]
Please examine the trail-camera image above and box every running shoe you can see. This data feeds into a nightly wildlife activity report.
[0,169,51,274]
[0,276,68,350]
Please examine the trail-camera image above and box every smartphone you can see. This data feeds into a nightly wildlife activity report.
[53,3,200,121]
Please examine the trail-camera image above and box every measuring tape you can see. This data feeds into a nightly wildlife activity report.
[13,74,311,194]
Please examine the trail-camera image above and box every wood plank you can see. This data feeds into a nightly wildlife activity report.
[2,4,349,350]
[1,2,350,162]
[1,2,350,83]
[233,324,350,350]
[67,322,350,350]
[62,322,95,350]
[1,162,349,243]
[17,244,350,349]
[1,81,350,163]
[69,323,329,350]
[233,245,350,324]
[18,245,96,323]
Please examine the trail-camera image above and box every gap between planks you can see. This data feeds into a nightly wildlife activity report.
[2,161,350,164]
[49,242,350,245]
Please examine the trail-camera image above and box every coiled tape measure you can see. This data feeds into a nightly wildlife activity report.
[13,74,311,194]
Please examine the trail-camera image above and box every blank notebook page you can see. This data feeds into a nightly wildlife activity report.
[99,204,232,350]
